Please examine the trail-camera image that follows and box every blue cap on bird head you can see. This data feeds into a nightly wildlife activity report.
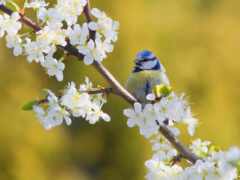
[133,50,161,72]
[136,50,156,61]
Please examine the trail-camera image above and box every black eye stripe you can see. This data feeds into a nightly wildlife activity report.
[133,61,161,72]
[146,57,157,61]
[135,57,157,63]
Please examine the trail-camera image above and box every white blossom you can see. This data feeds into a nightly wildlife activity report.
[5,34,23,56]
[156,93,190,123]
[37,0,87,26]
[90,8,119,42]
[224,147,240,162]
[124,102,158,138]
[0,12,22,37]
[183,114,198,136]
[37,7,63,25]
[61,82,92,117]
[24,38,52,63]
[66,23,89,46]
[150,135,178,162]
[79,77,93,91]
[33,90,71,130]
[24,0,48,9]
[56,0,87,25]
[123,102,143,128]
[78,37,108,65]
[190,139,211,157]
[145,159,182,180]
[41,54,65,81]
[86,103,111,124]
[37,23,67,47]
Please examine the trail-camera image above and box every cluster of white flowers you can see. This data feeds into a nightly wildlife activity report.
[146,140,240,180]
[123,92,240,179]
[37,0,87,26]
[0,0,119,81]
[151,135,177,160]
[68,8,119,65]
[33,90,71,130]
[145,134,184,179]
[123,93,198,138]
[33,78,110,130]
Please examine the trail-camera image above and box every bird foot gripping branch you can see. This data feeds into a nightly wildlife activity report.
[0,0,240,179]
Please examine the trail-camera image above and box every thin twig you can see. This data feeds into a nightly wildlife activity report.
[0,3,200,164]
[84,87,113,95]
[37,87,113,105]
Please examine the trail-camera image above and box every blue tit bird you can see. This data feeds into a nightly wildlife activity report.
[126,50,170,103]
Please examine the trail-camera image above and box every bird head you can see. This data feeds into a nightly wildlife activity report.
[133,50,161,72]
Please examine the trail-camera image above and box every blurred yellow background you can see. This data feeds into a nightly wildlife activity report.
[0,0,240,179]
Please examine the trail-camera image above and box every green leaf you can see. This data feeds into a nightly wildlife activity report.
[22,100,37,111]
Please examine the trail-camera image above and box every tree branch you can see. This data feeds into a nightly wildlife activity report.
[0,3,199,164]
[160,126,199,163]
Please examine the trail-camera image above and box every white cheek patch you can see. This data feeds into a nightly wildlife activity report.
[141,60,158,70]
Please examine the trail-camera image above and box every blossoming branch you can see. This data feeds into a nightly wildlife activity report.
[0,0,240,179]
